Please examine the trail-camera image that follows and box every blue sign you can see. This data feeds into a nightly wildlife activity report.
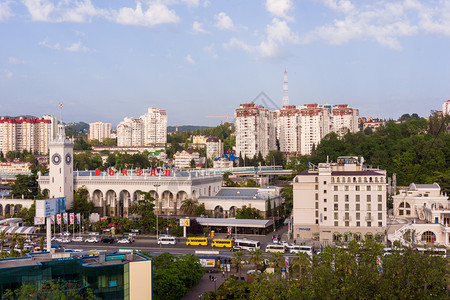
[322,230,331,233]
[298,228,311,231]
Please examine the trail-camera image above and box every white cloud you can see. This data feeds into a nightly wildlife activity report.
[214,12,234,30]
[192,21,208,34]
[204,43,218,59]
[186,54,196,64]
[0,1,14,22]
[181,0,200,7]
[8,57,26,64]
[225,18,299,59]
[4,69,13,79]
[39,39,90,52]
[113,2,179,27]
[304,1,419,50]
[22,0,55,22]
[266,0,294,21]
[203,0,211,8]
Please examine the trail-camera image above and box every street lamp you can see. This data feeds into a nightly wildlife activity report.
[153,184,161,243]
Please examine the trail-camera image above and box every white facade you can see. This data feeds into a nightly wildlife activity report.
[235,103,276,160]
[47,122,74,208]
[443,100,450,116]
[299,104,331,156]
[89,122,111,142]
[206,137,223,159]
[174,150,200,168]
[213,157,233,169]
[117,118,143,147]
[140,107,167,145]
[293,156,387,242]
[331,105,359,136]
[388,183,450,247]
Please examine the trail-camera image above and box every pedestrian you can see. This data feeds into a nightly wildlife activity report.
[294,239,296,245]
[222,271,225,278]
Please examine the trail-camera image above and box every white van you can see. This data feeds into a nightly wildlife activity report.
[290,245,313,257]
[158,236,177,245]
[265,244,285,253]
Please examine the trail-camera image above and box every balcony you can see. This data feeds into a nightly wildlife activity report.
[365,215,374,221]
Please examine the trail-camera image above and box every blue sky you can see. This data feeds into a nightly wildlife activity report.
[0,0,449,127]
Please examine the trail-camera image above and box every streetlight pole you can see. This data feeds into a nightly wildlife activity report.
[154,184,161,244]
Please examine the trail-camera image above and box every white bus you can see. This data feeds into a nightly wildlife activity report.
[415,247,447,257]
[234,239,261,251]
[265,244,285,253]
[158,236,177,245]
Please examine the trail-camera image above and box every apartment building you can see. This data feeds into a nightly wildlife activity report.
[235,103,276,159]
[278,105,301,156]
[331,104,359,136]
[293,156,387,242]
[89,122,111,142]
[116,107,167,147]
[206,137,223,159]
[0,116,54,154]
[298,104,331,156]
[174,150,200,168]
[140,107,167,145]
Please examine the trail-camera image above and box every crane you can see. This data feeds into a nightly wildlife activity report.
[205,114,235,123]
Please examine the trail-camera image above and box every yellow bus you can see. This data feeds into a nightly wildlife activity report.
[186,237,208,246]
[211,239,234,248]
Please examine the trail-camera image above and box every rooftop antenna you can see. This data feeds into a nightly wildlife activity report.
[59,103,63,124]
[282,69,289,107]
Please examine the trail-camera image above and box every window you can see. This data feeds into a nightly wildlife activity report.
[356,185,360,191]
[378,213,382,220]
[367,222,371,227]
[356,195,360,202]
[324,207,327,212]
[334,221,338,227]
[315,193,319,200]
[315,202,319,209]
[364,177,368,183]
[324,216,327,220]
[378,185,382,191]
[316,219,319,224]
[315,211,319,217]
[356,212,360,220]
[345,204,349,211]
[324,198,327,203]
[356,204,360,211]
[378,204,382,211]
[323,181,327,184]
[337,178,340,183]
[345,221,349,227]
[334,186,338,191]
[358,177,361,182]
[324,190,327,194]
[334,195,338,202]
[356,221,360,227]
[315,177,318,182]
[334,204,338,211]
[399,202,411,216]
[421,231,436,243]
[345,212,349,220]
[378,195,382,202]
[331,177,335,183]
[367,185,371,191]
[345,186,349,191]
[315,185,318,190]
[367,204,372,210]
[367,195,371,202]
[334,212,338,220]
[345,195,349,202]
[378,222,382,227]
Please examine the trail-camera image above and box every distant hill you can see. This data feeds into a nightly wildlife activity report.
[167,125,211,132]
[66,122,89,137]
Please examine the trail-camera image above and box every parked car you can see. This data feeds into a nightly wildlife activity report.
[101,237,115,244]
[62,231,71,236]
[117,238,130,244]
[230,245,242,252]
[85,237,99,243]
[71,236,83,242]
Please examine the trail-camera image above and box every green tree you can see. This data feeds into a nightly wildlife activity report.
[236,205,262,219]
[265,150,285,166]
[269,252,285,274]
[231,250,246,280]
[3,281,98,299]
[38,236,45,252]
[290,251,311,280]
[249,248,264,271]
[10,174,43,199]
[180,198,199,216]
[70,186,95,216]
[0,230,7,252]
[223,172,237,187]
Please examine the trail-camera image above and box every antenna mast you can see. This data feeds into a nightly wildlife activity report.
[282,69,289,106]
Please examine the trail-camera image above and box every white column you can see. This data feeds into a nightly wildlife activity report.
[46,216,51,252]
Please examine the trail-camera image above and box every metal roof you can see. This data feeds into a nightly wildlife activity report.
[195,217,273,228]
[0,226,39,234]
[215,188,259,197]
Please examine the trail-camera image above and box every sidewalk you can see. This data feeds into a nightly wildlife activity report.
[182,272,227,300]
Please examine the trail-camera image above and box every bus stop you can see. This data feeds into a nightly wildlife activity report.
[195,218,274,236]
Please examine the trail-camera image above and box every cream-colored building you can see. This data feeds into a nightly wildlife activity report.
[331,104,359,136]
[235,103,276,159]
[293,156,387,242]
[388,183,450,247]
[278,105,301,156]
[89,122,111,142]
[206,137,223,159]
[117,117,143,147]
[0,116,55,154]
[213,157,233,169]
[298,104,331,156]
[174,150,200,168]
[140,107,167,145]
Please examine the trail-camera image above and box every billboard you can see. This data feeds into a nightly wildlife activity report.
[180,219,190,227]
[35,197,66,218]
[34,217,45,225]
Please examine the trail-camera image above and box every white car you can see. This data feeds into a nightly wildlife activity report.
[117,238,131,244]
[71,236,83,242]
[85,237,99,243]
[58,238,71,243]
[62,231,71,236]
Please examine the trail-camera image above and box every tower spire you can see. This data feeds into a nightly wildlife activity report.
[282,69,289,106]
[57,102,66,139]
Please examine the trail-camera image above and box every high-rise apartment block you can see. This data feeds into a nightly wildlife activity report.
[89,122,111,142]
[206,137,223,159]
[331,104,359,136]
[0,116,56,154]
[293,156,387,242]
[235,103,276,159]
[279,105,301,155]
[299,104,331,156]
[116,107,167,147]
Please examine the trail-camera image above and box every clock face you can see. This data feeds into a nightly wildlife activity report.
[65,153,72,165]
[52,153,62,165]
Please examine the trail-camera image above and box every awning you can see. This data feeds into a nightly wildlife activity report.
[0,226,39,235]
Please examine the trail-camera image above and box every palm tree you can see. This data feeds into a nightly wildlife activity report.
[180,198,199,216]
[231,250,246,279]
[291,251,311,280]
[0,230,7,253]
[249,248,264,272]
[17,236,25,256]
[39,236,45,252]
[9,233,18,255]
[269,252,284,274]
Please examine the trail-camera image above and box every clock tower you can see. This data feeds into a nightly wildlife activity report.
[48,103,74,208]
